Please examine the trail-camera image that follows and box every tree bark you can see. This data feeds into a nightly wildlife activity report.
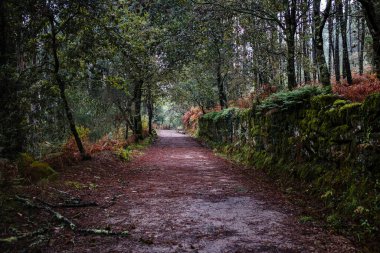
[359,14,365,75]
[49,13,89,160]
[133,79,143,140]
[357,0,380,78]
[284,0,297,90]
[338,0,353,84]
[0,1,26,156]
[313,0,332,86]
[311,6,318,82]
[334,3,341,83]
[146,84,154,135]
[328,14,335,75]
[125,123,129,140]
[301,6,311,84]
[216,53,228,109]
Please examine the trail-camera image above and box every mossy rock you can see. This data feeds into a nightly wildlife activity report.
[362,93,380,131]
[333,99,349,107]
[330,125,351,141]
[362,93,380,116]
[324,108,345,126]
[310,94,340,109]
[339,102,362,115]
[27,161,58,183]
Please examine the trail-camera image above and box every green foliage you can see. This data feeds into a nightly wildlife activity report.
[299,216,314,224]
[115,148,132,161]
[154,102,183,129]
[65,181,86,189]
[17,153,34,171]
[28,161,57,183]
[256,86,327,113]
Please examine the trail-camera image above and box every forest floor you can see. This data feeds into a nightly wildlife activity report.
[1,130,358,253]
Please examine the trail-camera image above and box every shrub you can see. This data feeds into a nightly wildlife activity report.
[115,147,131,161]
[333,74,380,102]
[182,107,203,134]
[26,161,58,183]
[256,85,327,113]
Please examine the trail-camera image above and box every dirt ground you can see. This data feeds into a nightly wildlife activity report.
[1,130,357,253]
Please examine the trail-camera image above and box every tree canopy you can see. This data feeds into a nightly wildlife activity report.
[1,0,379,158]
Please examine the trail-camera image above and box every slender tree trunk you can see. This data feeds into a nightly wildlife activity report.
[302,20,311,84]
[133,79,143,140]
[359,15,366,75]
[348,1,353,55]
[311,8,318,82]
[335,4,341,83]
[314,0,332,86]
[284,0,297,90]
[357,0,380,78]
[146,84,154,135]
[338,0,353,84]
[303,43,311,83]
[49,14,89,160]
[216,57,228,108]
[125,123,129,140]
[328,15,335,75]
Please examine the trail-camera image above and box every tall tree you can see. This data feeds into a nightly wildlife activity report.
[358,11,366,75]
[334,2,341,83]
[337,0,353,84]
[357,0,380,78]
[45,0,92,159]
[328,11,335,75]
[283,0,298,89]
[216,0,308,89]
[302,1,311,84]
[313,0,332,86]
[0,1,27,157]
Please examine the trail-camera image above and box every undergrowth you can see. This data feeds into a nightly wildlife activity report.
[333,73,380,102]
[255,85,328,113]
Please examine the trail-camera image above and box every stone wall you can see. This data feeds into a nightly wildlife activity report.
[198,93,380,237]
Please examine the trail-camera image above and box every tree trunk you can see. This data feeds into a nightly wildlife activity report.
[334,3,341,83]
[284,0,297,90]
[338,0,353,84]
[125,123,129,140]
[146,84,154,135]
[311,7,318,82]
[216,57,228,109]
[348,1,353,55]
[133,79,143,140]
[0,1,26,157]
[313,0,332,86]
[49,14,89,160]
[357,0,380,78]
[328,15,335,75]
[359,15,365,75]
[301,9,311,84]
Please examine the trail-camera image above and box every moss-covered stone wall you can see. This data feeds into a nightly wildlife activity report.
[198,93,380,239]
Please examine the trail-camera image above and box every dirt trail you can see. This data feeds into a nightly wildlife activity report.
[43,130,356,252]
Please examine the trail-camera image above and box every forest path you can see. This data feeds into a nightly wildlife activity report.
[47,130,356,252]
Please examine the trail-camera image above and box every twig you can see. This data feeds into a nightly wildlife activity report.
[0,228,47,244]
[48,186,71,196]
[14,195,129,238]
[77,229,128,237]
[36,198,98,208]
